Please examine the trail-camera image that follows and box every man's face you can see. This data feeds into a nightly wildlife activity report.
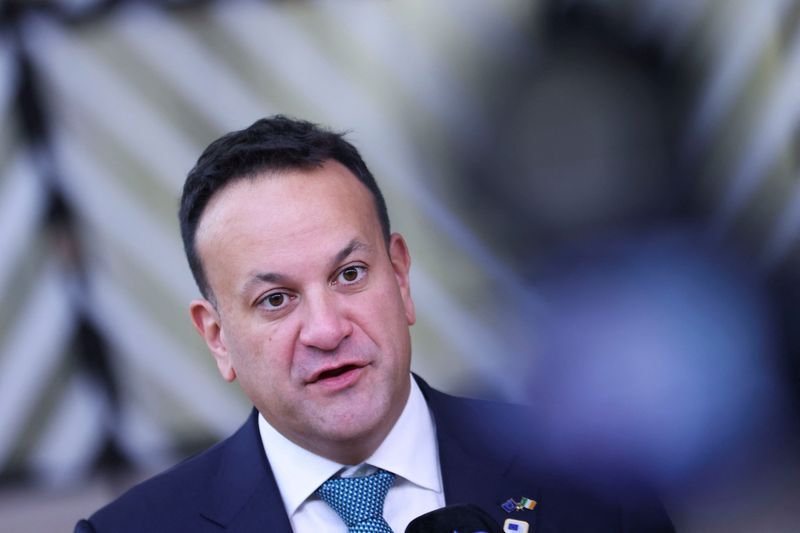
[190,161,415,463]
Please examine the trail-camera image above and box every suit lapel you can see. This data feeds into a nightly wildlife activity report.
[200,409,294,532]
[416,376,542,528]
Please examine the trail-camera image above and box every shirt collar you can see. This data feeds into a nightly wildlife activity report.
[366,376,441,493]
[258,375,441,517]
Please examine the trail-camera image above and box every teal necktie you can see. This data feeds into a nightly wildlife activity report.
[316,468,396,532]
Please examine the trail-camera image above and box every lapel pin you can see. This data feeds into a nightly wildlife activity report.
[517,497,537,511]
[500,497,538,513]
[503,518,530,533]
[500,498,517,513]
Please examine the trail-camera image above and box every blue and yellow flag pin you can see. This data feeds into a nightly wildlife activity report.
[500,497,537,513]
[501,499,517,513]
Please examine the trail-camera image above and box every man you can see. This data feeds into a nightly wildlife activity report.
[76,116,673,532]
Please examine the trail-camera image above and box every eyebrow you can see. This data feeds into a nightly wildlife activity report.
[332,238,371,268]
[241,238,372,295]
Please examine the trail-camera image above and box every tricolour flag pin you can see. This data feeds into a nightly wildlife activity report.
[518,497,537,510]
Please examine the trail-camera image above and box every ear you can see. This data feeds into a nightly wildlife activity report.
[388,233,416,325]
[190,299,237,382]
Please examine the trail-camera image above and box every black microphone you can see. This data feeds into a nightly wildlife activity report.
[404,504,502,533]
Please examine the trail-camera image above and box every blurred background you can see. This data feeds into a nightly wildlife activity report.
[0,0,799,531]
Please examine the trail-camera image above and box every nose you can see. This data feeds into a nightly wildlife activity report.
[298,289,352,351]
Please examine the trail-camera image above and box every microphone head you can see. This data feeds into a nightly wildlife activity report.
[404,504,502,533]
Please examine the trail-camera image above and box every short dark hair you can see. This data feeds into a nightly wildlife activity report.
[179,115,391,300]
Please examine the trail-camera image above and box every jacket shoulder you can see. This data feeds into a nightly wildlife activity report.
[83,414,257,533]
[415,376,675,532]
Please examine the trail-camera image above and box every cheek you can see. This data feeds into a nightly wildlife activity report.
[226,322,288,368]
[375,283,411,322]
[259,324,304,375]
[351,288,410,343]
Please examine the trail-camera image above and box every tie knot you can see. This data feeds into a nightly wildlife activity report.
[316,469,395,532]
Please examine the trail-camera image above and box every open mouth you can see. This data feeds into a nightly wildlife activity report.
[316,364,361,382]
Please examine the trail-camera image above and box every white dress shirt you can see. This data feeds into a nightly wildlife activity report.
[258,375,445,532]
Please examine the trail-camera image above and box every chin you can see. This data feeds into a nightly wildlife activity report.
[319,405,387,442]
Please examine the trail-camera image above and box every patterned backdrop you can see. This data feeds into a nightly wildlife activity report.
[0,1,798,531]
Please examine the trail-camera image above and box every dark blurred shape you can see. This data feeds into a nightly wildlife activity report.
[15,51,49,145]
[461,1,688,277]
[527,228,787,488]
[73,318,119,409]
[405,504,501,533]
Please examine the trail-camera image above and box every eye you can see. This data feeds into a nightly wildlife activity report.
[258,291,293,310]
[335,265,366,286]
[267,293,285,307]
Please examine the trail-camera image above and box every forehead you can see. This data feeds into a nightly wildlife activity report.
[201,161,376,230]
[195,161,381,279]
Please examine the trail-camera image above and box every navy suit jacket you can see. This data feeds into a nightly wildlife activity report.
[76,377,673,532]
